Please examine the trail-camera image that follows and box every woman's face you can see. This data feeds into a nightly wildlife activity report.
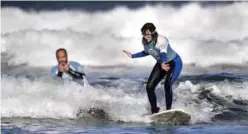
[143,29,152,43]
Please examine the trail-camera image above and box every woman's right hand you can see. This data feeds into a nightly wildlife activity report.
[122,50,132,58]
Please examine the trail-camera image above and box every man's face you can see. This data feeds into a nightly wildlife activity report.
[56,51,67,65]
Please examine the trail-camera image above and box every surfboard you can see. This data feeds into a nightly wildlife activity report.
[148,109,191,125]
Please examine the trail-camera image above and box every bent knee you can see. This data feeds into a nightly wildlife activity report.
[146,82,155,91]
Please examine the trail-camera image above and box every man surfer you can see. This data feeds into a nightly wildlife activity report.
[51,48,86,82]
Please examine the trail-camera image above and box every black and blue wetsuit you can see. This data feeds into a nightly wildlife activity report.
[132,35,183,113]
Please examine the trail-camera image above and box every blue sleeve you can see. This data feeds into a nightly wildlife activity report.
[51,66,58,78]
[160,52,168,63]
[131,51,149,58]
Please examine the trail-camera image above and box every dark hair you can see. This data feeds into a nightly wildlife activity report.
[141,23,158,45]
[56,48,67,57]
[141,23,156,34]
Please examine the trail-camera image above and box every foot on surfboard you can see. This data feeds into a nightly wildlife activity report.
[152,107,160,114]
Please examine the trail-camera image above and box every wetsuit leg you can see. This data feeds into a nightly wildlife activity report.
[146,62,166,113]
[164,55,183,110]
[170,55,183,85]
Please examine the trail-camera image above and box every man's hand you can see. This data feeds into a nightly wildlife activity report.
[58,63,65,72]
[161,63,170,71]
[64,63,70,72]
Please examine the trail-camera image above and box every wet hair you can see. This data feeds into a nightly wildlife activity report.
[141,23,158,45]
[56,48,67,57]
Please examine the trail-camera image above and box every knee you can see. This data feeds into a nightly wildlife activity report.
[146,81,155,92]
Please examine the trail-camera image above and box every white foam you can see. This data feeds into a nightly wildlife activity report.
[2,74,248,124]
[1,75,149,122]
[177,80,201,93]
[211,80,248,100]
[173,80,248,124]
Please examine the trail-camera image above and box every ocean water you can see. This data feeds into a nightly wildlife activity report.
[1,1,248,134]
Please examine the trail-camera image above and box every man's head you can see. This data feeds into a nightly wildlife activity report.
[56,48,68,64]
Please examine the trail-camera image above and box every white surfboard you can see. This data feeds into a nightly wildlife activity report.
[148,109,191,125]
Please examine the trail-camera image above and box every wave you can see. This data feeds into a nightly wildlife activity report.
[1,2,248,67]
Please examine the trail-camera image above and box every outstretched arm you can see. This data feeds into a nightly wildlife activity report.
[131,50,149,58]
[123,50,149,58]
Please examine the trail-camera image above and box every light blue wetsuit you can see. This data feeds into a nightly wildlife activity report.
[51,61,86,85]
[131,35,183,113]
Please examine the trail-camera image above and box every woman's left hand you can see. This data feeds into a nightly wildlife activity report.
[161,63,170,71]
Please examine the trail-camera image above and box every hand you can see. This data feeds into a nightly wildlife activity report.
[58,63,65,72]
[122,50,132,58]
[64,63,70,71]
[161,63,170,71]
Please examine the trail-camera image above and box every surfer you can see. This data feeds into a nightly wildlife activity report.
[123,23,183,114]
[51,48,86,81]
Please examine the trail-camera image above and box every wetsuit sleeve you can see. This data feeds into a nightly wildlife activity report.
[68,61,86,79]
[71,61,85,74]
[131,50,149,58]
[51,66,63,78]
[68,69,85,79]
[159,38,169,63]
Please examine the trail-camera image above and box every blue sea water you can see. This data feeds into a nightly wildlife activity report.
[2,117,248,134]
